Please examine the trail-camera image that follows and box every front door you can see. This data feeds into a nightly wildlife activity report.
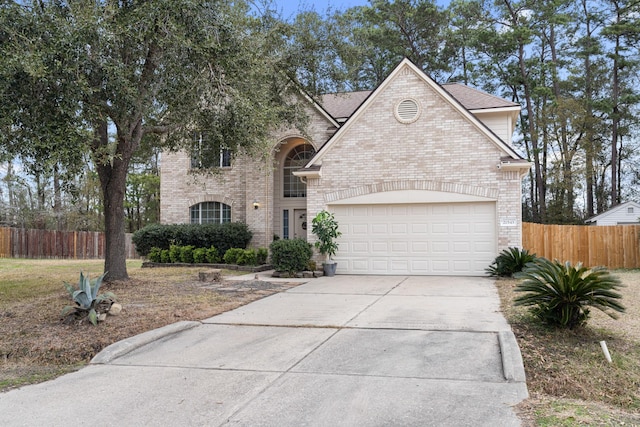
[294,209,307,240]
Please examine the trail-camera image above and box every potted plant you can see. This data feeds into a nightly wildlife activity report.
[311,210,342,277]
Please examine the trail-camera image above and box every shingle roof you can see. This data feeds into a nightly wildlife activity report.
[319,91,371,120]
[318,84,518,120]
[441,83,519,110]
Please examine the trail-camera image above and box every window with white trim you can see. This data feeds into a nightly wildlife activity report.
[190,132,232,169]
[190,202,231,224]
[283,144,315,198]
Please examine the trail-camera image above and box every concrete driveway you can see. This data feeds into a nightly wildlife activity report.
[0,275,528,426]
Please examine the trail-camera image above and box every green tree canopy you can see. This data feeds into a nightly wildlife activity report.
[0,0,306,280]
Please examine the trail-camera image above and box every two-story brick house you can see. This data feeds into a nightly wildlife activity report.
[160,58,530,275]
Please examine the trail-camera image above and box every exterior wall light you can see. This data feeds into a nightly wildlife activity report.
[253,200,260,210]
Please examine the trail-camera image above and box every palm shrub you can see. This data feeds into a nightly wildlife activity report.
[514,258,625,329]
[486,247,536,277]
[62,272,116,326]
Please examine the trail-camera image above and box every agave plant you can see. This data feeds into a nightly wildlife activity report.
[486,247,537,277]
[514,258,625,329]
[62,272,116,326]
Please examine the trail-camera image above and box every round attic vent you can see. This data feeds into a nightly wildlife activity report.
[394,98,420,124]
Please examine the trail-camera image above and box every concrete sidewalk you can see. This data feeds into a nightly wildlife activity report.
[0,275,528,426]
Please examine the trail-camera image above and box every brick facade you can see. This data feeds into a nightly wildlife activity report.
[160,60,528,267]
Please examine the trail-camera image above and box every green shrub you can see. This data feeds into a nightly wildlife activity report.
[148,247,162,263]
[223,248,245,265]
[61,272,116,326]
[256,247,268,265]
[168,245,182,263]
[180,245,195,263]
[132,222,252,256]
[486,247,537,277]
[270,238,312,275]
[206,246,220,263]
[237,249,257,266]
[193,247,208,264]
[131,223,171,256]
[160,249,171,263]
[514,258,625,329]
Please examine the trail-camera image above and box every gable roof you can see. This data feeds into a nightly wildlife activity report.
[441,83,519,110]
[320,91,371,122]
[585,201,640,224]
[300,58,525,174]
[320,84,519,120]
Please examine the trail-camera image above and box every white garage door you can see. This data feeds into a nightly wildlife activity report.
[331,202,496,276]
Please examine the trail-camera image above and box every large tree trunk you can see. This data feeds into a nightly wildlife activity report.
[93,121,131,281]
[101,164,129,281]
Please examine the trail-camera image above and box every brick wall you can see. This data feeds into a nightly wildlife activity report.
[305,66,524,258]
[160,98,337,249]
[160,64,525,257]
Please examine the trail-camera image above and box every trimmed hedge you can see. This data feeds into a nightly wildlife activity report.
[147,245,264,266]
[132,222,252,256]
[269,238,312,275]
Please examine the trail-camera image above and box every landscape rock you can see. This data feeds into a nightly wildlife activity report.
[109,303,123,316]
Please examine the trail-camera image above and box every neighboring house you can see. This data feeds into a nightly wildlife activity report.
[160,58,531,276]
[585,201,640,226]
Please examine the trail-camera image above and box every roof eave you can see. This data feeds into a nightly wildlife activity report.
[293,168,321,179]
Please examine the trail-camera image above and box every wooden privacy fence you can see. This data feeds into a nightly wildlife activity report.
[522,222,640,269]
[0,227,138,259]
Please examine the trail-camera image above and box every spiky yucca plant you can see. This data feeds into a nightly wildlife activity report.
[486,247,537,277]
[62,272,115,326]
[514,258,625,329]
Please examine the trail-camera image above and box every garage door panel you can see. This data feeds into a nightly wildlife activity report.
[391,241,409,253]
[371,242,390,253]
[352,224,369,234]
[390,259,409,272]
[431,241,450,252]
[391,206,408,215]
[431,205,449,215]
[332,202,496,276]
[453,223,470,233]
[391,223,408,234]
[351,241,370,253]
[411,242,429,253]
[453,260,472,272]
[453,242,471,253]
[410,260,429,273]
[411,223,428,233]
[431,223,449,233]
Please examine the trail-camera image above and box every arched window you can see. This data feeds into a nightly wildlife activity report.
[190,202,231,224]
[283,144,315,197]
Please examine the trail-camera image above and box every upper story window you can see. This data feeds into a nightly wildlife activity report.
[191,132,232,169]
[283,144,315,198]
[190,202,231,224]
[628,207,634,214]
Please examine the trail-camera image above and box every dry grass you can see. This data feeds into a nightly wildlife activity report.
[0,259,298,391]
[495,269,640,426]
